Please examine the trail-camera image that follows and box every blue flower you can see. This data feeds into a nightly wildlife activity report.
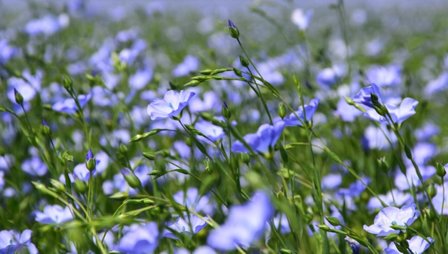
[147,90,196,120]
[232,121,285,153]
[207,191,274,251]
[195,121,225,143]
[0,229,37,254]
[35,205,73,224]
[363,204,419,237]
[117,222,159,254]
[173,188,214,215]
[21,155,48,177]
[163,214,208,239]
[172,55,200,77]
[352,84,418,124]
[0,39,18,65]
[316,68,341,87]
[24,14,69,36]
[366,65,402,87]
[384,236,433,254]
[291,8,313,30]
[52,94,91,114]
[283,98,319,126]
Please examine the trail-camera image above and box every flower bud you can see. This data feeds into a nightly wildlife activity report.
[278,103,286,119]
[427,184,437,198]
[74,180,87,193]
[227,19,240,39]
[223,102,231,119]
[326,216,340,226]
[239,56,249,68]
[436,162,446,178]
[14,88,24,105]
[85,149,96,171]
[41,120,51,136]
[121,168,142,189]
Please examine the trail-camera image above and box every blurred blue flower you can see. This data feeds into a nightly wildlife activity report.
[173,188,214,215]
[362,125,397,150]
[0,229,37,254]
[147,90,196,120]
[52,94,91,114]
[432,183,448,215]
[384,236,433,254]
[316,67,341,87]
[367,189,413,211]
[35,205,73,224]
[0,39,18,64]
[364,204,419,237]
[337,177,370,197]
[424,72,448,97]
[322,173,342,190]
[195,121,225,143]
[335,97,362,122]
[291,8,313,30]
[24,14,69,36]
[366,65,402,87]
[7,70,42,106]
[232,121,285,153]
[207,191,274,251]
[414,122,440,141]
[172,55,200,77]
[283,98,319,126]
[163,214,208,239]
[117,222,159,254]
[21,155,48,177]
[394,165,435,191]
[129,69,153,90]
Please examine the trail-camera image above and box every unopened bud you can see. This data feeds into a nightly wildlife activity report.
[326,216,340,227]
[227,19,240,39]
[74,180,87,193]
[278,103,286,118]
[239,56,249,67]
[121,168,142,189]
[436,163,446,178]
[85,149,96,171]
[41,120,51,136]
[14,88,24,105]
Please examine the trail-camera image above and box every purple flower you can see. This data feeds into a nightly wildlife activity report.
[52,94,91,114]
[384,236,433,254]
[283,98,319,126]
[367,189,413,211]
[352,84,418,124]
[432,183,448,215]
[366,65,402,87]
[172,55,200,77]
[316,68,341,87]
[117,222,159,254]
[0,229,37,254]
[232,121,285,153]
[207,191,274,251]
[129,69,153,90]
[363,204,419,237]
[147,90,196,120]
[0,39,18,64]
[35,205,73,224]
[195,121,224,142]
[173,188,214,215]
[21,155,48,177]
[163,214,208,239]
[24,14,69,36]
[291,9,313,30]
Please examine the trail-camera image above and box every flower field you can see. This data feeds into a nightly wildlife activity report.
[1,0,448,253]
